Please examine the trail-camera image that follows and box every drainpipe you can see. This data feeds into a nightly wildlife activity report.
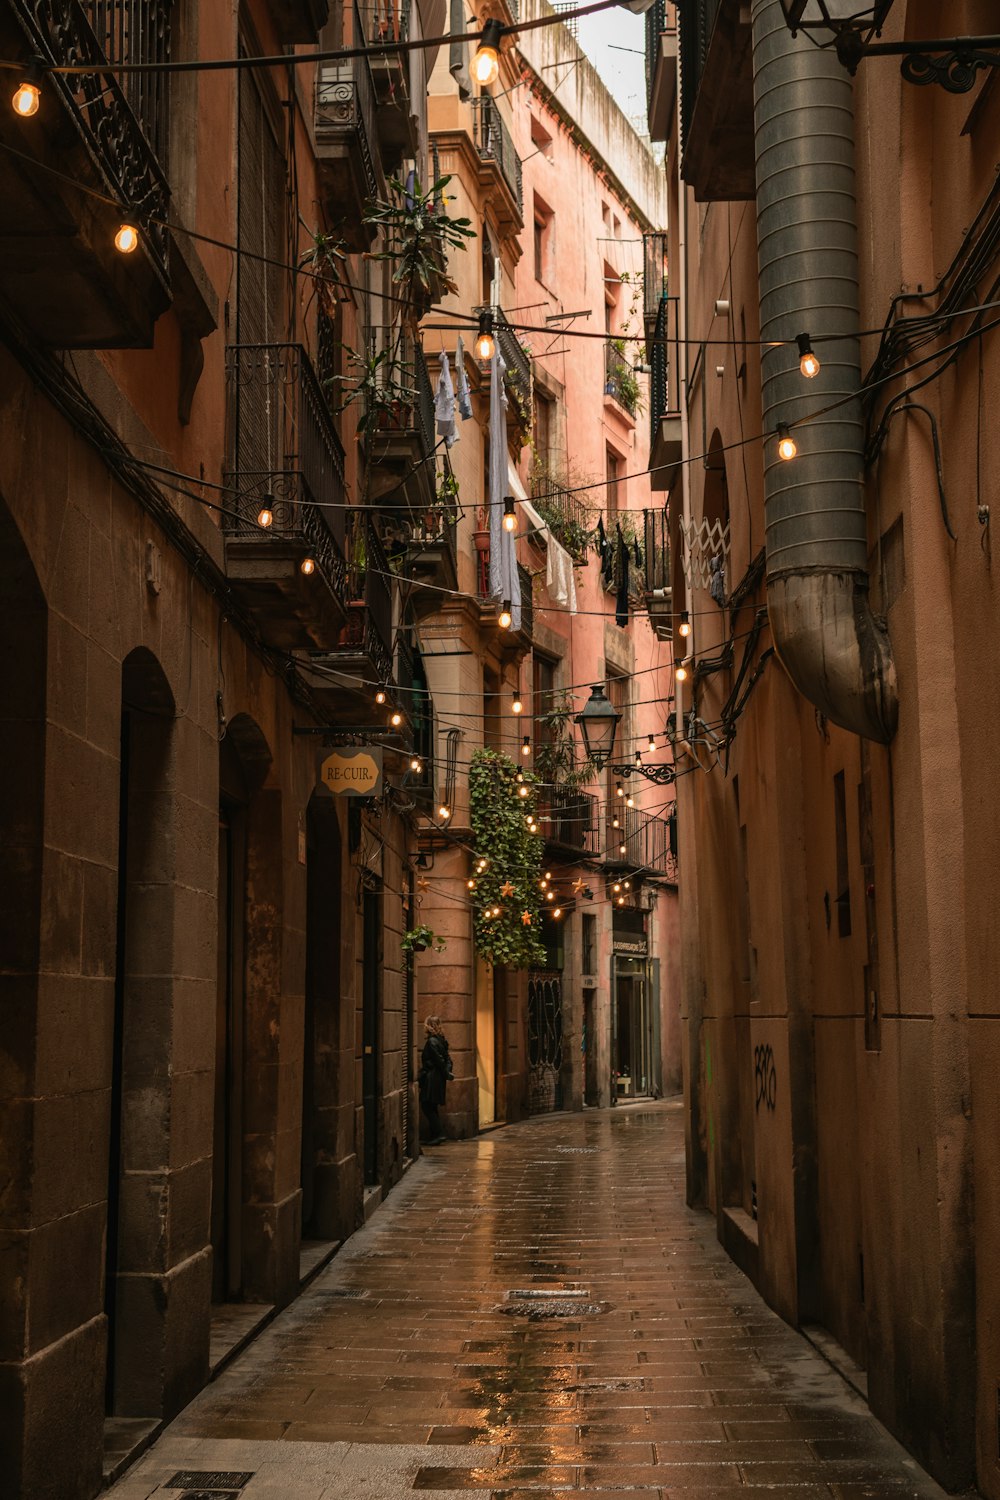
[751,0,897,742]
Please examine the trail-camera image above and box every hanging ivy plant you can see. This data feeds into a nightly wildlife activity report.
[469,749,545,970]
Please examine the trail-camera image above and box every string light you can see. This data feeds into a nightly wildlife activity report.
[12,69,41,117]
[475,308,496,361]
[512,689,523,714]
[257,505,273,528]
[612,882,621,893]
[612,814,620,829]
[498,599,512,630]
[492,905,502,918]
[552,907,562,919]
[375,685,387,705]
[503,496,517,533]
[518,784,529,798]
[626,792,635,808]
[467,878,476,890]
[648,733,656,752]
[299,556,315,575]
[471,18,502,86]
[521,735,531,756]
[615,781,624,798]
[438,803,451,820]
[619,841,626,855]
[797,332,820,379]
[678,611,691,638]
[390,709,404,727]
[634,750,642,766]
[675,661,689,683]
[545,890,554,901]
[617,895,626,906]
[477,858,488,873]
[776,424,798,461]
[545,871,552,880]
[410,756,422,773]
[114,222,139,254]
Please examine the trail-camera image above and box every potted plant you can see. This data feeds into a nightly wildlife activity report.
[401,924,446,954]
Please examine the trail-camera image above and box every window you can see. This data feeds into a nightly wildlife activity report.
[582,913,597,975]
[606,447,622,520]
[533,654,556,757]
[533,194,553,285]
[533,387,554,472]
[530,113,554,161]
[605,670,629,816]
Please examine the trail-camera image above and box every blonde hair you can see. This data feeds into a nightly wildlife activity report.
[424,1015,444,1037]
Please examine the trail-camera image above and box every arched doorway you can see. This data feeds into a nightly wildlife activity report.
[214,714,272,1303]
[105,647,176,1416]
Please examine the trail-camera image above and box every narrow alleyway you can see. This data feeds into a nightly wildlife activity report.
[107,1104,956,1500]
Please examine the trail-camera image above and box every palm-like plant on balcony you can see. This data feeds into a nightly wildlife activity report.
[534,692,598,791]
[365,174,475,315]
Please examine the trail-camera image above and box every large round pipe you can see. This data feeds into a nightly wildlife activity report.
[751,0,897,742]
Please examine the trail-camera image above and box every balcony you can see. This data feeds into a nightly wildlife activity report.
[604,342,639,419]
[645,0,677,144]
[471,97,523,231]
[318,511,394,691]
[0,0,172,346]
[268,0,329,42]
[540,786,599,858]
[530,472,594,563]
[364,0,419,169]
[223,344,348,650]
[474,306,532,437]
[606,803,675,878]
[649,297,683,493]
[643,507,672,641]
[315,45,384,249]
[363,326,437,510]
[399,503,459,604]
[643,233,669,333]
[679,0,755,201]
[476,543,533,645]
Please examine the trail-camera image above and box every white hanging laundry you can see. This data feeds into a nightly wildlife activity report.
[435,350,457,446]
[455,334,473,420]
[546,534,578,614]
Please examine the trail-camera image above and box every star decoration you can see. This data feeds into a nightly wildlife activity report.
[416,876,430,892]
[521,910,532,926]
[572,877,585,894]
[500,880,515,897]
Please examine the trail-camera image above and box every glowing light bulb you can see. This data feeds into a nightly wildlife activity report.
[12,77,40,117]
[521,736,531,756]
[375,685,387,705]
[617,895,626,906]
[498,599,512,630]
[438,804,451,820]
[612,815,620,829]
[552,907,562,918]
[467,878,476,891]
[634,751,642,767]
[475,309,496,362]
[619,842,626,855]
[114,223,139,254]
[626,793,635,808]
[492,905,501,918]
[776,424,798,462]
[545,871,552,880]
[615,781,624,798]
[390,710,403,727]
[797,332,820,379]
[545,890,554,902]
[613,882,621,894]
[257,506,273,529]
[675,662,688,683]
[299,556,316,575]
[512,692,523,715]
[410,756,422,773]
[503,496,517,533]
[518,784,529,798]
[678,611,691,638]
[648,733,656,752]
[472,19,502,86]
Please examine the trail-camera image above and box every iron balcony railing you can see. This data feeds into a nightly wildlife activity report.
[649,295,681,442]
[315,29,381,208]
[643,232,669,325]
[10,0,171,277]
[471,96,523,216]
[644,507,670,594]
[342,511,394,684]
[224,343,348,594]
[605,341,638,417]
[541,786,599,855]
[606,802,674,876]
[644,0,668,112]
[530,472,595,562]
[365,327,436,460]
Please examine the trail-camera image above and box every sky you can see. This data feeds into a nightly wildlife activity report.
[574,6,648,134]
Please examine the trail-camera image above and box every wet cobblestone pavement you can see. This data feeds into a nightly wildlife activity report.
[108,1101,963,1500]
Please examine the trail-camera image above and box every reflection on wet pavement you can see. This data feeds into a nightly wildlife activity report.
[106,1102,957,1499]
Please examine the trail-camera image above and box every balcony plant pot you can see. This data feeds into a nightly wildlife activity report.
[473,529,490,554]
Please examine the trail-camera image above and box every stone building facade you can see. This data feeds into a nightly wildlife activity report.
[646,1,1000,1495]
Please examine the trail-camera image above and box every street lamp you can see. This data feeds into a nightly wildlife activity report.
[574,684,622,770]
[777,1,1000,93]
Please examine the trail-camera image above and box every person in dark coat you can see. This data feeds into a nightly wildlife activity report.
[419,1015,452,1145]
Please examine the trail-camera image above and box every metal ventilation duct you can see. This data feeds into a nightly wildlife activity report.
[751,0,897,742]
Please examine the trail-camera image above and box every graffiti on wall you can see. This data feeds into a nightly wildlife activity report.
[754,1044,777,1111]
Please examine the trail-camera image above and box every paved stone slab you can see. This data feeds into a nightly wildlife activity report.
[106,1103,962,1500]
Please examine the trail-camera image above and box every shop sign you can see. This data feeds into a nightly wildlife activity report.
[613,937,647,956]
[317,747,382,798]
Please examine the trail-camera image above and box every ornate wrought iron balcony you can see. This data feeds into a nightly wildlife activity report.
[649,297,683,493]
[364,0,418,169]
[327,511,394,687]
[3,0,172,344]
[530,472,595,563]
[605,341,639,418]
[606,803,675,878]
[315,39,384,248]
[471,96,523,225]
[643,232,669,329]
[643,506,672,640]
[363,327,436,512]
[223,343,348,649]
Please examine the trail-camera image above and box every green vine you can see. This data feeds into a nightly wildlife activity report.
[469,749,545,969]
